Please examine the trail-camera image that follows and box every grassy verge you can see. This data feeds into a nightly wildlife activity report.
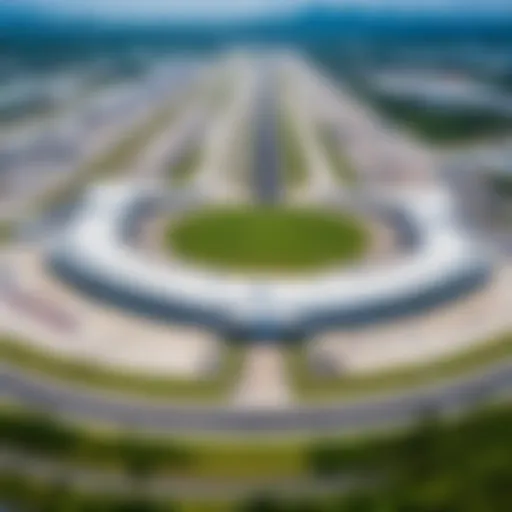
[0,221,14,245]
[279,108,308,189]
[0,404,309,479]
[287,333,512,402]
[32,101,178,218]
[169,147,202,186]
[0,336,244,404]
[319,127,357,184]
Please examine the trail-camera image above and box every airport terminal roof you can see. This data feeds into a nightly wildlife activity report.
[50,182,490,326]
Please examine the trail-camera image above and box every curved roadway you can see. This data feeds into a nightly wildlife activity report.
[1,360,510,434]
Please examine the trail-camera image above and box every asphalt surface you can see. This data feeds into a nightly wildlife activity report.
[0,361,510,435]
[252,62,282,205]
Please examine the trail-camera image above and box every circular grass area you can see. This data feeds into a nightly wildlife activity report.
[165,207,369,273]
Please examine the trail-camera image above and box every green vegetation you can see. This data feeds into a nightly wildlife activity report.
[0,406,306,479]
[169,147,202,186]
[0,408,191,474]
[0,405,511,510]
[0,336,244,403]
[319,126,357,184]
[0,221,14,245]
[0,407,308,482]
[166,206,368,273]
[489,174,512,198]
[31,101,179,218]
[372,97,512,145]
[279,108,308,189]
[238,406,512,512]
[288,333,512,402]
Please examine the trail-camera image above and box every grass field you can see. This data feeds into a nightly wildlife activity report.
[166,206,369,273]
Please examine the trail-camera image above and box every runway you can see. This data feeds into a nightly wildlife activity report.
[252,61,282,205]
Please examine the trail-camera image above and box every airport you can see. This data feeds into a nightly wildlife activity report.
[0,22,510,507]
[0,51,509,406]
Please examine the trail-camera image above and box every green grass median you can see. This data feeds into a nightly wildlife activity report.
[288,333,512,402]
[319,126,357,184]
[279,108,308,190]
[0,336,244,404]
[169,147,202,186]
[0,222,14,245]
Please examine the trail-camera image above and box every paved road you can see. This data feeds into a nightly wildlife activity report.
[0,361,510,435]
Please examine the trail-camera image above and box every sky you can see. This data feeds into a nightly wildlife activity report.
[2,0,512,22]
[2,0,305,21]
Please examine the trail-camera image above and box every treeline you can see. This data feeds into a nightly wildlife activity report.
[0,476,175,512]
[0,412,190,475]
[245,407,512,511]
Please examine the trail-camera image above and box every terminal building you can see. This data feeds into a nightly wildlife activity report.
[48,183,492,340]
